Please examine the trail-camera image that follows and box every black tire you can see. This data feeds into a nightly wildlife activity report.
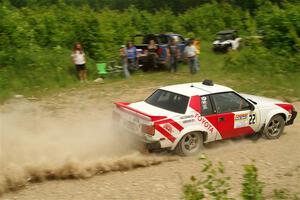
[226,45,232,53]
[263,115,285,139]
[176,132,203,156]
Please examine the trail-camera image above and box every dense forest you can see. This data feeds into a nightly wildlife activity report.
[3,0,299,13]
[0,0,299,99]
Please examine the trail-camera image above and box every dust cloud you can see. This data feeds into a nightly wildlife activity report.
[0,99,176,195]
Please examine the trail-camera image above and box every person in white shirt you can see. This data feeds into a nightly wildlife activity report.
[71,43,87,82]
[184,39,199,74]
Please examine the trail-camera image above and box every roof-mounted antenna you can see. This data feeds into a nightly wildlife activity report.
[190,83,212,93]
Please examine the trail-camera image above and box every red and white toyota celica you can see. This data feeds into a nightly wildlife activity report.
[113,80,297,156]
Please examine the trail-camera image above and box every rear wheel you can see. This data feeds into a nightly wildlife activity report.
[176,132,203,156]
[263,115,285,139]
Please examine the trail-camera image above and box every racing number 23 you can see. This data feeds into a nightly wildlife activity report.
[249,113,256,125]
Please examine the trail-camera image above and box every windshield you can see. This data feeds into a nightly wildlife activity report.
[145,89,189,114]
[143,35,159,44]
[216,33,234,41]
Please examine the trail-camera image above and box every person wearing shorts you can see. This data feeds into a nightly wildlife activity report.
[71,43,87,82]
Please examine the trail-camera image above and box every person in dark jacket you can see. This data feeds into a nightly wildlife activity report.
[147,39,158,68]
[167,38,180,72]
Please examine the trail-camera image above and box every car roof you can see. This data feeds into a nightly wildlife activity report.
[160,82,234,97]
[217,30,237,34]
[166,33,181,36]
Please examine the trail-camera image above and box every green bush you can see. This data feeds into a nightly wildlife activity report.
[183,156,233,200]
[241,164,264,200]
[1,1,300,100]
[0,46,77,97]
[256,2,300,52]
[182,157,269,200]
[224,40,300,75]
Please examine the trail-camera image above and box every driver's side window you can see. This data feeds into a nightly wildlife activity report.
[212,92,251,113]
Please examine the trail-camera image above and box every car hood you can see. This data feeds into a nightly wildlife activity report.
[129,101,180,119]
[241,93,283,106]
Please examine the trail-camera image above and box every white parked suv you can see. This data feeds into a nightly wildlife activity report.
[113,80,297,156]
[213,30,241,52]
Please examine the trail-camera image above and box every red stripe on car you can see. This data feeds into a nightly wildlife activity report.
[189,95,201,112]
[276,103,293,113]
[154,124,176,142]
[154,119,184,142]
[155,119,184,131]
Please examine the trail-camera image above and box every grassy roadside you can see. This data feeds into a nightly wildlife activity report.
[1,41,299,103]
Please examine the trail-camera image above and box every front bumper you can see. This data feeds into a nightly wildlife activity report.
[213,44,230,51]
[287,110,297,125]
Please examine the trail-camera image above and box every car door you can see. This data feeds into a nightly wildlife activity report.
[211,92,259,139]
[197,95,220,141]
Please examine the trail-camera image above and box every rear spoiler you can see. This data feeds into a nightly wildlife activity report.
[114,102,166,122]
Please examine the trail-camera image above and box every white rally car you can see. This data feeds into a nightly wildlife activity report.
[113,80,297,156]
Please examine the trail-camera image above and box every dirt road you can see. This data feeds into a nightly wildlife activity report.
[0,84,299,200]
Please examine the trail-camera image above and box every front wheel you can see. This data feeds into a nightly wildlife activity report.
[176,132,203,156]
[226,45,233,53]
[263,115,285,139]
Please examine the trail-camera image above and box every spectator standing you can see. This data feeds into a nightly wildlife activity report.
[193,39,201,71]
[126,41,138,71]
[71,43,87,82]
[184,39,198,74]
[167,38,180,72]
[147,39,158,68]
[119,45,130,78]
